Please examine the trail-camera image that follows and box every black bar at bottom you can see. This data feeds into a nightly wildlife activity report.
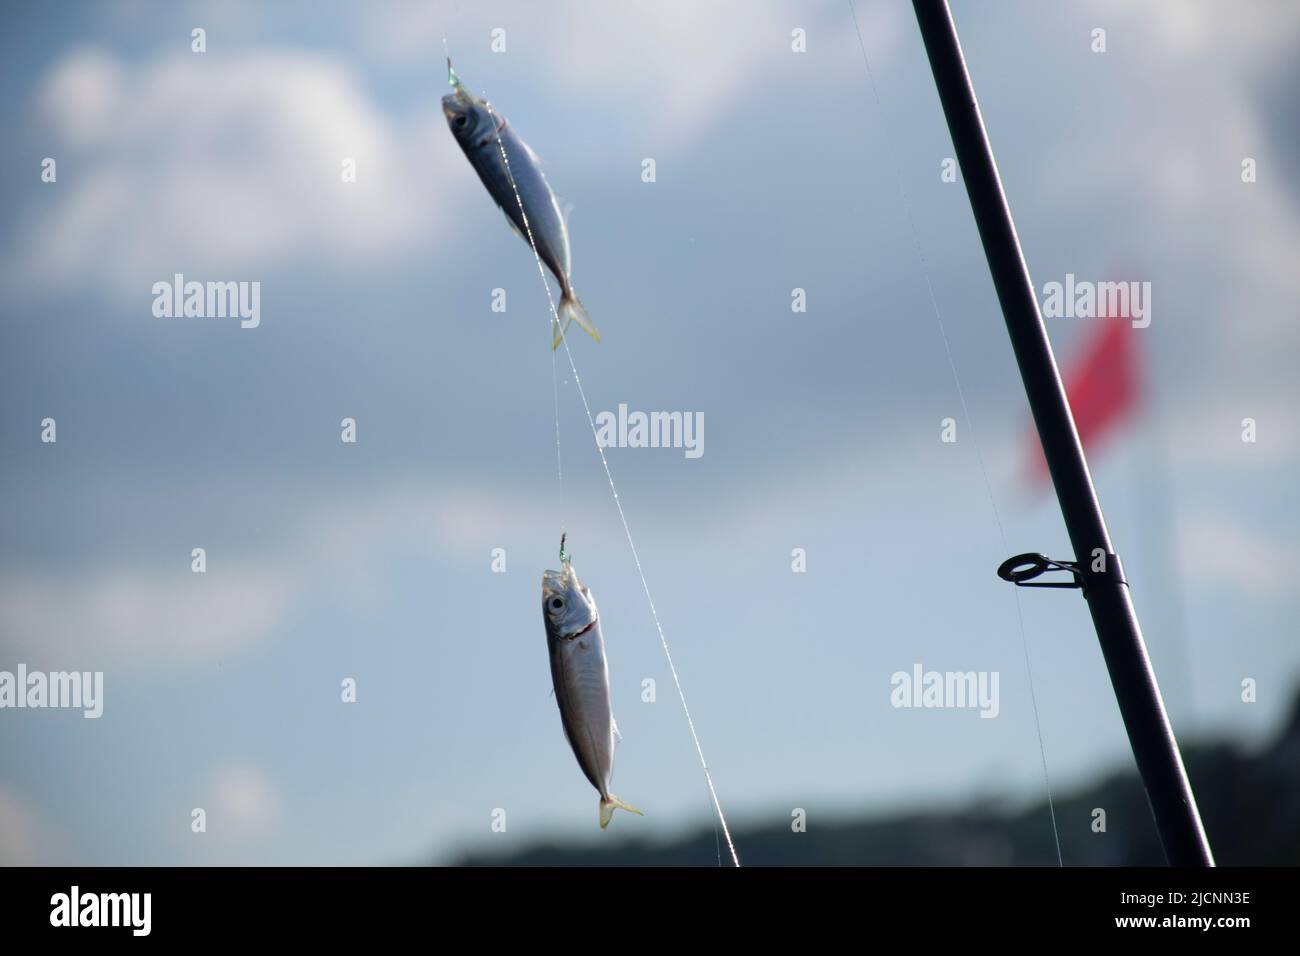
[0,866,1275,940]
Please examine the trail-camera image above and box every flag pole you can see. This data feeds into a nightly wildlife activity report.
[911,0,1214,866]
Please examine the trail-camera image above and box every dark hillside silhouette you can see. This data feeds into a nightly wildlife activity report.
[448,690,1300,866]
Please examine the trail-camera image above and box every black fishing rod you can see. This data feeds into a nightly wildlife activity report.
[910,0,1214,866]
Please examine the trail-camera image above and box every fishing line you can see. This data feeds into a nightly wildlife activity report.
[848,0,1063,865]
[551,339,565,523]
[450,40,564,526]
[486,104,741,867]
[705,776,723,867]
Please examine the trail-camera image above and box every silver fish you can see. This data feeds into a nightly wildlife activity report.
[442,59,599,349]
[542,538,641,828]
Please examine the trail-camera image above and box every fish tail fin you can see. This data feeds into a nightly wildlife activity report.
[554,290,599,349]
[599,794,642,829]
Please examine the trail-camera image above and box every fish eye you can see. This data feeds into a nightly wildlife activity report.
[454,114,468,129]
[550,597,564,610]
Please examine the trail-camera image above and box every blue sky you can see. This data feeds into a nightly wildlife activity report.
[1,0,1297,864]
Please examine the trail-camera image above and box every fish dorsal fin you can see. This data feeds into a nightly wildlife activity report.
[612,718,622,746]
[520,137,543,166]
[556,195,574,230]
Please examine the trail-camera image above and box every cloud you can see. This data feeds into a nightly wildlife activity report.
[360,0,903,147]
[0,423,947,669]
[11,46,461,300]
[0,786,59,865]
[1161,401,1298,470]
[1179,516,1298,599]
[0,567,291,667]
[209,765,280,840]
[0,479,569,668]
[1019,4,1300,471]
[1098,0,1300,60]
[1038,7,1300,298]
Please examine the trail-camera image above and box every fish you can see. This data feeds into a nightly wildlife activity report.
[442,59,599,349]
[542,538,641,828]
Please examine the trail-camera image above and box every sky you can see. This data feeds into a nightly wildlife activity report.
[0,0,1297,865]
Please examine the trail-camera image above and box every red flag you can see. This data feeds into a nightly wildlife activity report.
[1026,316,1140,485]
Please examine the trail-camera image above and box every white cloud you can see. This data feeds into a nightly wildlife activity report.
[0,786,59,865]
[1179,516,1297,599]
[1025,4,1300,473]
[1099,0,1300,60]
[1039,10,1300,294]
[0,567,291,667]
[11,4,908,301]
[1161,401,1298,470]
[12,47,461,299]
[0,479,569,668]
[361,0,902,147]
[210,765,279,840]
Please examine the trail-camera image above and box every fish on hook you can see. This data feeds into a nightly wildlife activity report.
[542,537,641,828]
[442,59,600,349]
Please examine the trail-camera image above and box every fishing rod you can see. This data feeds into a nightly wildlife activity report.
[910,0,1214,866]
